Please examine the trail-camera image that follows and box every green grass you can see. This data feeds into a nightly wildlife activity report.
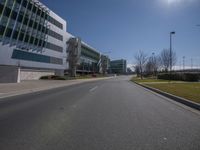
[131,77,200,103]
[146,83,200,103]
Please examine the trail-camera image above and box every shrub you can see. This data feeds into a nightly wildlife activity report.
[183,73,199,82]
[92,74,97,77]
[40,75,66,80]
[40,75,49,80]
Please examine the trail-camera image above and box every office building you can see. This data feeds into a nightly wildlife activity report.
[110,59,127,74]
[0,0,107,83]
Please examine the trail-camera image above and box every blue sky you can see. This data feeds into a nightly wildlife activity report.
[40,0,200,68]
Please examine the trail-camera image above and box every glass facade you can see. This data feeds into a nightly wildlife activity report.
[76,45,100,73]
[0,0,63,52]
[110,59,127,74]
[47,15,63,30]
[77,57,99,73]
[12,49,63,64]
[81,45,100,62]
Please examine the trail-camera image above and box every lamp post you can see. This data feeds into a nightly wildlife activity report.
[196,25,200,70]
[170,31,175,72]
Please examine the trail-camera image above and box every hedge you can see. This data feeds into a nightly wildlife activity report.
[40,75,66,80]
[157,73,200,82]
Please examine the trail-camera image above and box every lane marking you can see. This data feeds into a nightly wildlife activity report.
[89,86,98,92]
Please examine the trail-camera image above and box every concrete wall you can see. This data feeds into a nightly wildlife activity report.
[0,66,56,83]
[20,69,55,81]
[0,65,19,83]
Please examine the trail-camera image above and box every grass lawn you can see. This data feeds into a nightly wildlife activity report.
[131,77,200,104]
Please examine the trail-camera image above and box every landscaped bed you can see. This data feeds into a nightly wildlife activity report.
[131,77,200,104]
[40,74,107,80]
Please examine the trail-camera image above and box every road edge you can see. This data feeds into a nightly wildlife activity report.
[131,81,200,111]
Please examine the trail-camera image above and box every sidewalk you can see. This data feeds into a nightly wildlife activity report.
[0,77,112,99]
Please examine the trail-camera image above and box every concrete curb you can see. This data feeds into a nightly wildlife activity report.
[132,81,200,111]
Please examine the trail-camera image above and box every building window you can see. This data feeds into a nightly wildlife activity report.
[47,15,63,30]
[12,49,63,65]
[45,42,63,52]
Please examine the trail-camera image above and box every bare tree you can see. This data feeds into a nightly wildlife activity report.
[134,50,148,79]
[145,59,154,75]
[134,65,140,77]
[145,55,160,76]
[151,54,160,76]
[160,49,176,72]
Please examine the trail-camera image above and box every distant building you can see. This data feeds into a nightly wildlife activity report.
[77,42,101,74]
[110,59,127,74]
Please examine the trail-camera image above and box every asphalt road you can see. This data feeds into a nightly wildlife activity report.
[0,76,200,150]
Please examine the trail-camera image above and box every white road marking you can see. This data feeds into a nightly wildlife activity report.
[89,86,98,92]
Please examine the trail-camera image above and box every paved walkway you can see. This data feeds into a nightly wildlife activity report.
[0,78,112,99]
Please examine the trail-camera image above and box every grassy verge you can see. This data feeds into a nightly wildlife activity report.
[131,77,200,104]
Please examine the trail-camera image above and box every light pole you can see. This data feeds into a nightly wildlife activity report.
[170,31,175,72]
[196,25,200,69]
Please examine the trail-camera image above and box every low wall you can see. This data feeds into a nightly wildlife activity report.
[20,69,55,80]
[0,65,55,83]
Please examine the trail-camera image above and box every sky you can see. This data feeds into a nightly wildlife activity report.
[40,0,200,68]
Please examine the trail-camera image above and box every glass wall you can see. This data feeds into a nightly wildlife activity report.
[12,49,63,64]
[0,0,63,52]
[76,45,100,73]
[110,59,127,74]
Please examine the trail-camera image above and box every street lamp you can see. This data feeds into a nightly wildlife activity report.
[170,31,175,72]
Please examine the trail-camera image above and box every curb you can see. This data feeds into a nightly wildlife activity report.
[132,81,200,111]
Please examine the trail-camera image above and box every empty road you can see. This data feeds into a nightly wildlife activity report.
[0,76,200,150]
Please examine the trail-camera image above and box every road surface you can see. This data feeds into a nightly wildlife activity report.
[0,76,200,150]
